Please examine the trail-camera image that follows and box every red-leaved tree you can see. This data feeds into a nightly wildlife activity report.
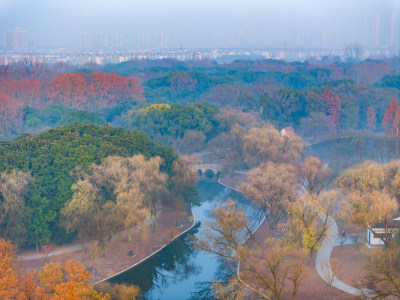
[0,93,24,136]
[47,73,88,109]
[382,96,400,136]
[84,72,143,111]
[322,89,341,132]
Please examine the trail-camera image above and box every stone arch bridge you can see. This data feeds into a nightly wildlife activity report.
[193,164,223,181]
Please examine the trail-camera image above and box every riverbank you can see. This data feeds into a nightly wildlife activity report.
[104,181,246,299]
[218,171,247,192]
[21,209,194,283]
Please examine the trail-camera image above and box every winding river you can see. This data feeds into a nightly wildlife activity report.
[107,181,261,300]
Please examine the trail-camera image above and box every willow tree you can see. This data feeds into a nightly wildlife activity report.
[196,200,307,300]
[243,124,304,165]
[0,170,32,247]
[335,161,399,245]
[334,160,384,196]
[345,191,398,246]
[86,154,165,229]
[169,157,198,208]
[296,156,332,196]
[63,154,167,250]
[362,239,400,299]
[281,191,337,258]
[240,162,297,230]
[62,180,98,250]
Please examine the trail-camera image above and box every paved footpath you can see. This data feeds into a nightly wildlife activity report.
[21,241,95,260]
[21,218,153,260]
[315,215,373,298]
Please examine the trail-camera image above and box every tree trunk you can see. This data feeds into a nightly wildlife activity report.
[127,228,132,242]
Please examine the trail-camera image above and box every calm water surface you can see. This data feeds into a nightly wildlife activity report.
[108,181,261,300]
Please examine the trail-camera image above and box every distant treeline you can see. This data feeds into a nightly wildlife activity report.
[0,58,400,141]
[0,70,142,136]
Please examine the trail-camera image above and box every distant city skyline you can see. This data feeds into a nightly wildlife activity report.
[0,0,399,50]
[6,27,35,52]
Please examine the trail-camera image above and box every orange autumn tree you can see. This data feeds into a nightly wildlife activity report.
[38,260,109,299]
[0,239,19,299]
[0,238,110,300]
[0,238,44,299]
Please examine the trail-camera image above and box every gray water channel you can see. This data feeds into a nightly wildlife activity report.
[108,181,262,300]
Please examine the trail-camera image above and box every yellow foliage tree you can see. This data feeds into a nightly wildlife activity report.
[281,191,337,257]
[346,191,398,245]
[334,160,384,195]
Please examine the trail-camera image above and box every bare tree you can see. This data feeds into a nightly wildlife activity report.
[241,239,307,300]
[296,156,332,195]
[20,55,45,79]
[363,241,400,299]
[196,200,250,261]
[345,43,363,63]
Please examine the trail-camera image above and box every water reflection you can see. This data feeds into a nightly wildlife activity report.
[108,181,261,300]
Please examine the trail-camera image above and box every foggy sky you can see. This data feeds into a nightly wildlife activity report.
[1,0,399,49]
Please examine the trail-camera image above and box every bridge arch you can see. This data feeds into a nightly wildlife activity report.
[193,164,223,181]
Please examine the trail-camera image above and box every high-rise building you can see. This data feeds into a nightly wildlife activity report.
[79,32,91,50]
[138,32,149,48]
[78,32,122,50]
[390,14,399,46]
[157,33,169,49]
[7,27,29,52]
[92,32,108,49]
[28,38,36,51]
[375,14,380,46]
[109,33,123,49]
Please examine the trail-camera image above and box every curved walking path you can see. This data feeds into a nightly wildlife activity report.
[315,215,373,298]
